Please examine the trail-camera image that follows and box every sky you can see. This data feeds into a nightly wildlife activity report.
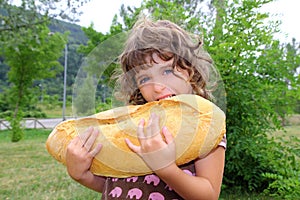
[77,0,300,43]
[260,0,300,43]
[77,0,142,33]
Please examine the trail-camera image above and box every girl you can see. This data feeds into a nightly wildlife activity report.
[66,18,226,200]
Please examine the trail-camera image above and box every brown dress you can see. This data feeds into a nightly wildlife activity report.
[101,161,195,200]
[101,135,227,200]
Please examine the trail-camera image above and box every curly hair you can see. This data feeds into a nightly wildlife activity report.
[114,18,217,105]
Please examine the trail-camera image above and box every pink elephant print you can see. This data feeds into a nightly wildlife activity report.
[143,174,160,186]
[183,169,194,176]
[109,186,122,198]
[126,176,138,182]
[126,188,143,199]
[148,192,165,200]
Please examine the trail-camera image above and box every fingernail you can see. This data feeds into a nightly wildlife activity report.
[125,138,130,144]
[139,118,145,125]
[151,113,157,117]
[162,126,168,132]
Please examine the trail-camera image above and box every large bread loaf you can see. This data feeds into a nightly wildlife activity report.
[46,94,226,178]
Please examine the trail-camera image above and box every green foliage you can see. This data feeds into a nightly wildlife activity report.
[0,2,90,121]
[144,0,189,25]
[96,98,113,113]
[96,103,112,113]
[73,75,96,116]
[77,23,108,55]
[49,20,88,44]
[3,25,66,83]
[9,112,24,142]
[256,40,300,125]
[0,89,46,119]
[42,94,61,109]
[10,122,23,142]
[261,135,300,199]
[262,172,300,199]
[2,22,66,141]
[76,22,129,107]
[0,0,88,34]
[0,60,9,92]
[205,0,300,196]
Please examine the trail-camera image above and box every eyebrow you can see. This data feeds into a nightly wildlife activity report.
[135,72,147,83]
[135,62,173,80]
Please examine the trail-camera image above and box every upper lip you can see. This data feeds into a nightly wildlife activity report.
[156,94,175,101]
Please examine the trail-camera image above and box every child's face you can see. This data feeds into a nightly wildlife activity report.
[134,53,193,102]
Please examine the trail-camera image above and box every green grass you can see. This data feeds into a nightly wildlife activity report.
[0,129,100,200]
[38,104,73,118]
[1,125,298,200]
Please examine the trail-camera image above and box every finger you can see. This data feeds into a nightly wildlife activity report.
[125,138,141,154]
[162,126,174,144]
[148,113,161,138]
[78,126,94,145]
[137,118,145,140]
[68,135,80,147]
[89,143,102,157]
[84,128,99,151]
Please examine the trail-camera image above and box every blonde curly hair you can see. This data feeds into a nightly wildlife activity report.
[114,18,217,105]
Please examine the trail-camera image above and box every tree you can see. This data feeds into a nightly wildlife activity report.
[2,24,66,142]
[205,0,300,196]
[0,0,89,34]
[75,16,131,107]
[0,0,89,142]
[73,74,96,116]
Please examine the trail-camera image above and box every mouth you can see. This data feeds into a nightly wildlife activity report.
[156,94,176,101]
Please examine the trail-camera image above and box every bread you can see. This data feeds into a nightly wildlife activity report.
[46,94,226,178]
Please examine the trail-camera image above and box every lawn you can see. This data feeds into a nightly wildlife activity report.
[0,129,100,200]
[0,125,298,199]
[38,104,73,119]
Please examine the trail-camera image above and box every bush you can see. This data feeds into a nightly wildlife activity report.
[223,130,300,199]
[262,136,300,199]
[0,92,47,119]
[224,134,273,192]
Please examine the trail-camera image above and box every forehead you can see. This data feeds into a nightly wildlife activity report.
[132,52,174,73]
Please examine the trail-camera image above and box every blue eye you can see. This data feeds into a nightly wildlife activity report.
[139,77,150,85]
[163,69,173,75]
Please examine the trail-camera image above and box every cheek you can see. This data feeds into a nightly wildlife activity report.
[139,85,152,101]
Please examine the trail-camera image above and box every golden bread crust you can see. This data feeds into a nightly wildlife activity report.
[46,94,226,178]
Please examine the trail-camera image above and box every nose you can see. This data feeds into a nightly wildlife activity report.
[153,82,166,93]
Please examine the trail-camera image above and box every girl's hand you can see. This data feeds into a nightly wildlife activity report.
[66,127,102,181]
[125,113,176,172]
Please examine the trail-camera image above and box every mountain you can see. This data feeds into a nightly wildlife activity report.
[49,19,88,44]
